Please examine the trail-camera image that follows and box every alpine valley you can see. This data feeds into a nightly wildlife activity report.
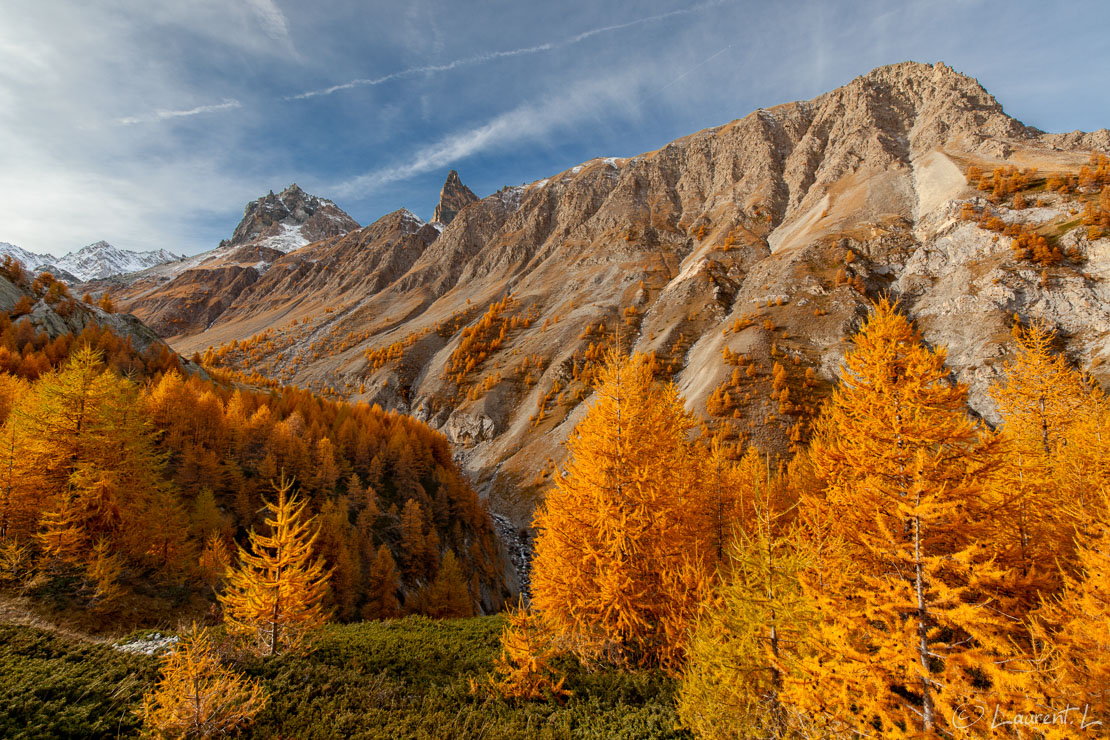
[85,62,1109,533]
[5,56,1110,739]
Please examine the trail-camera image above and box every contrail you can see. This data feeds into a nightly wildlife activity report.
[118,99,242,126]
[653,43,734,97]
[286,0,730,101]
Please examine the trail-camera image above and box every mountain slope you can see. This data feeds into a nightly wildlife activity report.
[137,62,1109,527]
[100,184,361,336]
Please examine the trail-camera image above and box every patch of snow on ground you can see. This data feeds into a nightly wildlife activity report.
[115,632,180,656]
[258,221,310,253]
[496,186,524,212]
[398,209,427,234]
[602,157,621,167]
[532,178,549,189]
[570,165,583,174]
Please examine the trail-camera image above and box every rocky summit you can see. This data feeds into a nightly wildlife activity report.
[117,61,1109,528]
[228,183,360,252]
[95,184,361,336]
[432,170,480,226]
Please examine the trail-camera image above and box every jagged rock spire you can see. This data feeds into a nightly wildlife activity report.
[432,170,478,225]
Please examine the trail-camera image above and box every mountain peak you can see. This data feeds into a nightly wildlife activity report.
[229,185,359,252]
[432,170,478,225]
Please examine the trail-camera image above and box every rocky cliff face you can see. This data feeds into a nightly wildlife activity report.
[432,170,479,225]
[0,271,184,363]
[228,183,359,251]
[145,62,1108,527]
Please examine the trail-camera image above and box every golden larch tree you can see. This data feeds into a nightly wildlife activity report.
[678,469,821,739]
[361,543,401,620]
[141,623,267,737]
[480,605,569,702]
[793,300,1026,737]
[529,350,714,672]
[409,550,474,618]
[219,475,331,656]
[14,347,189,579]
[1030,486,1110,725]
[988,321,1087,597]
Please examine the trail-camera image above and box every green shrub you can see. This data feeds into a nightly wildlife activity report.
[0,624,157,739]
[1,617,690,739]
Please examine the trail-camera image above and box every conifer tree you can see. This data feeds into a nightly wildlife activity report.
[1057,384,1110,530]
[197,532,231,591]
[86,538,124,611]
[794,300,1022,737]
[481,605,568,702]
[141,624,267,737]
[678,483,818,739]
[16,347,188,572]
[410,550,474,618]
[400,498,434,581]
[316,495,361,620]
[992,322,1084,454]
[1030,487,1110,723]
[219,475,331,656]
[362,544,401,620]
[530,350,714,671]
[988,322,1086,594]
[0,413,32,542]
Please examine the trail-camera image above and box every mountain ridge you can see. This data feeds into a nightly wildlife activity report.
[0,240,182,282]
[88,184,361,336]
[108,61,1110,527]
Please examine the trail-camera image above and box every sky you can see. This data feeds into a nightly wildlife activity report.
[1,0,1109,257]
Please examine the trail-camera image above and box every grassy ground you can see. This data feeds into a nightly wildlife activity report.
[0,616,690,739]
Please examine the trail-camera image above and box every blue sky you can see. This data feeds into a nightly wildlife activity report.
[2,0,1109,257]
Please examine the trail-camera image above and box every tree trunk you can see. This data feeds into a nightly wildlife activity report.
[913,513,934,730]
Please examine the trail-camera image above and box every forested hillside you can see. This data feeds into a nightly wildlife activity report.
[0,260,507,630]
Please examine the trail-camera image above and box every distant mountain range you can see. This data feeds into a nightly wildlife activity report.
[0,240,182,282]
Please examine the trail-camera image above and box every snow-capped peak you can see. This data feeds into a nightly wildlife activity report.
[0,240,182,282]
[55,241,183,281]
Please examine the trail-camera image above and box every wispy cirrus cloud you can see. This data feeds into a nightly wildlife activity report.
[117,99,242,126]
[287,0,730,101]
[243,0,293,45]
[331,71,645,198]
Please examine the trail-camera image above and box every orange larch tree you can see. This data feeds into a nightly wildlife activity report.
[678,464,821,739]
[988,321,1088,601]
[1030,487,1110,727]
[793,300,1028,737]
[141,623,267,737]
[529,350,715,672]
[219,474,331,656]
[361,543,401,620]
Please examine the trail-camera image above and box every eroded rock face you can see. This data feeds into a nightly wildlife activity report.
[160,61,1108,527]
[432,170,479,226]
[230,184,359,250]
[0,274,184,362]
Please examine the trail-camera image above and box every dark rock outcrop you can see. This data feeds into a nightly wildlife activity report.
[431,170,479,226]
